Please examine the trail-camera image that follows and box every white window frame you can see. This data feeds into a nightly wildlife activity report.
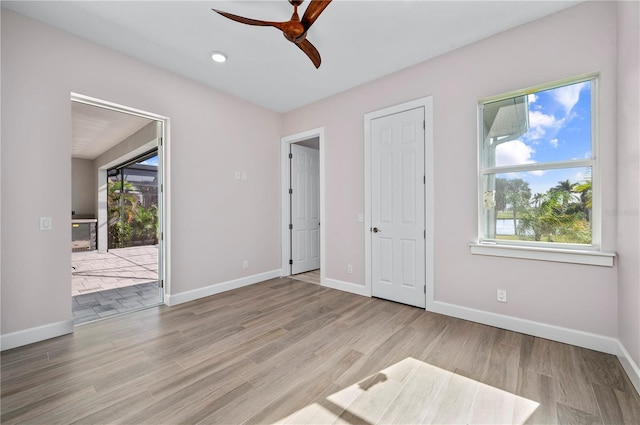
[470,75,615,267]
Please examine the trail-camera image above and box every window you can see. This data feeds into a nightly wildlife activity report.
[474,76,612,266]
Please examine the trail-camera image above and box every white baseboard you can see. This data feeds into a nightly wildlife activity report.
[617,340,640,396]
[1,319,74,351]
[430,300,639,395]
[323,278,370,297]
[429,300,619,355]
[3,277,636,397]
[165,269,282,306]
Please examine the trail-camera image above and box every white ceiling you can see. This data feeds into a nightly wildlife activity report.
[5,0,582,159]
[71,101,154,160]
[4,0,582,114]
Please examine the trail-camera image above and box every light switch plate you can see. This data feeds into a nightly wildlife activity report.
[497,289,507,303]
[40,217,53,231]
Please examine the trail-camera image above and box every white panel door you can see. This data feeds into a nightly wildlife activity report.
[371,107,425,308]
[291,144,320,274]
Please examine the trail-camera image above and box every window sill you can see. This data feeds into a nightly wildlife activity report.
[469,243,615,267]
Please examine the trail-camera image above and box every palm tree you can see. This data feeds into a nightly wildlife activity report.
[520,179,592,243]
[505,179,531,235]
[132,204,158,244]
[551,179,577,207]
[108,179,138,248]
[573,177,592,222]
[494,178,531,236]
[519,192,563,241]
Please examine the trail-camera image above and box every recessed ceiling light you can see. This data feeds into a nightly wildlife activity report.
[211,51,227,63]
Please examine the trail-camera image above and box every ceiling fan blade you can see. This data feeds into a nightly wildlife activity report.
[301,0,332,30]
[296,39,321,68]
[213,3,329,69]
[212,9,286,32]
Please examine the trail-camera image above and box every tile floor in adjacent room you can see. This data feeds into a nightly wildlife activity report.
[71,245,160,325]
[72,281,160,325]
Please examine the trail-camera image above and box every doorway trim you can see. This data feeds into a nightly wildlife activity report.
[281,127,325,285]
[70,92,171,305]
[364,96,434,310]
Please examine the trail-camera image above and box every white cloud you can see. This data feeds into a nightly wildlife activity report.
[550,138,559,148]
[526,110,564,141]
[495,140,535,167]
[529,169,546,176]
[529,111,561,128]
[551,82,587,115]
[528,93,538,104]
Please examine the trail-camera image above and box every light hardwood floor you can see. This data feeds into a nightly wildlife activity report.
[2,278,639,424]
[291,269,321,285]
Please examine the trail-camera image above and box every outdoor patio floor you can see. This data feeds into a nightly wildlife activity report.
[72,245,160,325]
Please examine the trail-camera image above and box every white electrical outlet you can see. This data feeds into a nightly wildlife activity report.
[243,260,249,269]
[347,264,353,274]
[241,172,248,181]
[357,213,364,223]
[234,172,241,180]
[497,289,507,303]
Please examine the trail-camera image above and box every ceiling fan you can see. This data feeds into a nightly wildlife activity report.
[213,0,332,68]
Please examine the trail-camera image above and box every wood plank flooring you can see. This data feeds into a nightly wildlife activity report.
[291,269,321,285]
[2,278,639,424]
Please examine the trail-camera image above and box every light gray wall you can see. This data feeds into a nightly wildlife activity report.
[1,9,281,338]
[71,158,96,217]
[616,0,640,384]
[283,1,620,338]
[1,3,638,388]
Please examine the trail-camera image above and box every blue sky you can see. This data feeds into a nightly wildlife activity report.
[141,155,158,166]
[494,80,592,196]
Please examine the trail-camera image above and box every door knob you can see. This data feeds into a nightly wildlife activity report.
[371,227,382,233]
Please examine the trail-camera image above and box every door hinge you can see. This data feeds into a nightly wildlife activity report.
[160,183,163,193]
[160,279,164,288]
[159,137,163,146]
[289,259,293,265]
[289,188,293,194]
[160,232,164,241]
[424,286,426,294]
[424,230,426,239]
[289,153,293,159]
[289,224,293,230]
[423,175,425,184]
[423,120,425,129]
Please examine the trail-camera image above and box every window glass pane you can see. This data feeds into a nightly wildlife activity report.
[483,80,591,168]
[483,167,592,244]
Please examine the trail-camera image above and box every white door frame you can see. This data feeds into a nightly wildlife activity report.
[364,97,434,310]
[71,92,171,305]
[281,128,325,284]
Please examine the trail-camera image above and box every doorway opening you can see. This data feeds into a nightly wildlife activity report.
[281,128,325,286]
[70,93,169,325]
